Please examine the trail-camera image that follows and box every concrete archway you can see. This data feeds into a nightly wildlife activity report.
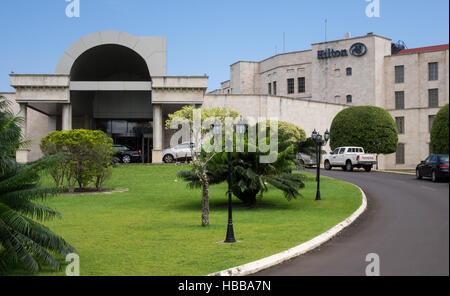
[55,31,166,77]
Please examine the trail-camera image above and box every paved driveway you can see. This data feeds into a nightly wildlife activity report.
[255,169,449,276]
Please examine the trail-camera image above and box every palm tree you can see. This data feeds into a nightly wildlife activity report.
[0,97,75,273]
[178,123,306,206]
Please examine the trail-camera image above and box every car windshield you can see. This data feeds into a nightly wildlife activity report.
[438,155,449,163]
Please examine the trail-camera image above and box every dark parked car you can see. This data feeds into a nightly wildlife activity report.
[113,144,142,164]
[416,154,449,182]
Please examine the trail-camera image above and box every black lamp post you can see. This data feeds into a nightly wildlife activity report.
[213,118,246,243]
[311,129,330,201]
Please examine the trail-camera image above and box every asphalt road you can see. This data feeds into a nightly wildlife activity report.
[255,169,449,276]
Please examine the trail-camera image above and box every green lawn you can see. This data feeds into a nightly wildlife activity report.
[15,165,361,276]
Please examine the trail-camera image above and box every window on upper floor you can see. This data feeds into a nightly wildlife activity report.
[268,83,272,95]
[428,62,438,81]
[395,65,404,83]
[428,89,439,107]
[298,77,305,93]
[346,67,352,76]
[273,81,277,96]
[395,91,405,109]
[287,78,295,94]
[346,95,353,103]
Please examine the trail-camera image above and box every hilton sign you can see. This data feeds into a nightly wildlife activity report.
[318,42,367,60]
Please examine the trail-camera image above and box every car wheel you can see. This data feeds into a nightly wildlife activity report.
[163,154,174,163]
[432,170,437,182]
[122,155,131,164]
[324,161,332,170]
[346,161,353,172]
[416,168,422,179]
[341,166,347,171]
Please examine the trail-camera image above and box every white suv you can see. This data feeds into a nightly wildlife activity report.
[162,143,193,163]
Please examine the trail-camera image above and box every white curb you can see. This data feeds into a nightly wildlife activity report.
[208,185,368,276]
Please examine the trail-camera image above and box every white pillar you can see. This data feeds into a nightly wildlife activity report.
[152,104,163,163]
[16,103,29,163]
[62,103,72,131]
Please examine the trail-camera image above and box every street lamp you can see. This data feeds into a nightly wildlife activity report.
[311,129,330,201]
[223,118,246,243]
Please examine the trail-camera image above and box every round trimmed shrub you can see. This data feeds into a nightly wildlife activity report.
[330,106,398,154]
[430,104,449,154]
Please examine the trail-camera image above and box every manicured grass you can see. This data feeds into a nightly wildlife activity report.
[16,165,361,276]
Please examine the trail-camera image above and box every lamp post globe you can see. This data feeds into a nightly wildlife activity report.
[324,129,330,142]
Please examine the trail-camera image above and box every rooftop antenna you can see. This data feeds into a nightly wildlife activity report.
[325,18,328,42]
[283,32,286,53]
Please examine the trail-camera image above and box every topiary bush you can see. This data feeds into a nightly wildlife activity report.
[330,106,398,154]
[430,104,449,154]
[40,129,114,192]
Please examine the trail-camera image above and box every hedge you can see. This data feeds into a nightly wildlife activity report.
[330,106,398,154]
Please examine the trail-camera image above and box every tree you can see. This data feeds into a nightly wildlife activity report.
[430,104,449,154]
[0,96,75,273]
[330,106,398,154]
[166,106,239,226]
[40,130,115,192]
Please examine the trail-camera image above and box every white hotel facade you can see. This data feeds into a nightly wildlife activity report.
[1,31,448,169]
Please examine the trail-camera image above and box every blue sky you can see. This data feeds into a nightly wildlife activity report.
[0,0,448,92]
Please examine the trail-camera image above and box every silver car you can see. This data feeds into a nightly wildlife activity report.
[297,153,317,167]
[162,143,193,163]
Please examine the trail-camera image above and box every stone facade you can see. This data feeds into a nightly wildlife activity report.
[2,31,449,169]
[212,33,449,169]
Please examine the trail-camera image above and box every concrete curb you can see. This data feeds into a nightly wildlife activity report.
[376,170,415,176]
[208,185,368,276]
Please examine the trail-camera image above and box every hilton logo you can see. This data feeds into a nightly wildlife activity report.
[318,43,367,60]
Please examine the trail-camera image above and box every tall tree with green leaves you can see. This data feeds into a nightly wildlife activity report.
[0,96,75,273]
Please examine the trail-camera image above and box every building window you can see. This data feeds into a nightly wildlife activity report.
[287,78,295,94]
[273,81,277,96]
[428,89,439,107]
[428,62,438,81]
[395,65,404,83]
[395,117,405,134]
[346,95,352,103]
[298,77,305,93]
[268,83,272,95]
[395,91,405,109]
[396,143,405,164]
[346,67,352,76]
[429,115,436,132]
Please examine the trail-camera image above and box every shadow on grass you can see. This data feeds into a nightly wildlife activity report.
[172,194,300,213]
